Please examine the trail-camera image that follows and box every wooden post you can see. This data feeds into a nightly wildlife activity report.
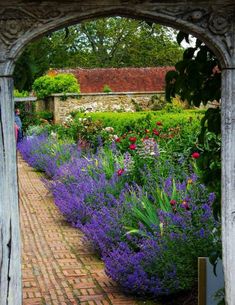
[0,76,22,305]
[221,67,235,305]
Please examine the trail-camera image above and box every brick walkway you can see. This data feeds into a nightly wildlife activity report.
[19,156,141,305]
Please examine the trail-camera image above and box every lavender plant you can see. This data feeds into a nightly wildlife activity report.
[18,131,220,298]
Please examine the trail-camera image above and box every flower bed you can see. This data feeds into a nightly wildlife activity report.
[18,110,220,299]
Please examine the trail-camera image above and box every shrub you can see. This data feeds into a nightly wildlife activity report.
[36,111,53,122]
[32,73,80,99]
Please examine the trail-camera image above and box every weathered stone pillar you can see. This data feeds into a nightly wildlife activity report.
[0,75,22,305]
[221,66,235,305]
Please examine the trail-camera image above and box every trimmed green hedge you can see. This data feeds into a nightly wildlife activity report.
[75,110,204,133]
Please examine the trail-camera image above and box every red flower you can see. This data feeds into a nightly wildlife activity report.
[170,199,177,206]
[129,144,136,150]
[153,129,160,136]
[129,137,137,143]
[117,168,124,176]
[191,152,200,159]
[115,138,121,143]
[156,121,162,126]
[143,136,149,140]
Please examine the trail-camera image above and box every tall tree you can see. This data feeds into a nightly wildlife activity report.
[14,17,183,90]
[14,38,50,91]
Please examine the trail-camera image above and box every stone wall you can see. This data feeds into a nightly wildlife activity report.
[35,99,54,112]
[35,92,165,123]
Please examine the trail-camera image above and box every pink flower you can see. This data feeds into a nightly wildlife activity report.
[117,168,124,176]
[129,144,136,150]
[191,152,200,159]
[129,137,137,143]
[156,121,162,126]
[170,199,176,206]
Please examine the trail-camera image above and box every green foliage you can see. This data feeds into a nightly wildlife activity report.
[196,108,221,218]
[16,100,53,131]
[13,89,29,97]
[120,178,217,292]
[163,101,184,113]
[165,32,222,271]
[165,31,221,206]
[165,33,221,106]
[36,110,204,164]
[124,195,162,237]
[50,115,105,147]
[43,110,203,165]
[36,111,54,122]
[26,125,50,136]
[77,110,203,133]
[103,85,112,93]
[14,38,51,91]
[32,73,80,99]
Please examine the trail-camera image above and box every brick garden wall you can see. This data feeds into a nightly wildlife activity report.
[53,67,173,93]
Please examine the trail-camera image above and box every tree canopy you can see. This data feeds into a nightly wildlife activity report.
[165,33,221,107]
[14,17,183,91]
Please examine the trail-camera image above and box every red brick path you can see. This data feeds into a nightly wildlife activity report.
[19,156,142,305]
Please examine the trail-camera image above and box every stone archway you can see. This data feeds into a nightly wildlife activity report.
[0,2,234,305]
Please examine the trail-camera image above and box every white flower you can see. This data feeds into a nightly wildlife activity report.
[104,126,114,133]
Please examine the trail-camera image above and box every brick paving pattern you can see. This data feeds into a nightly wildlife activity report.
[19,156,140,305]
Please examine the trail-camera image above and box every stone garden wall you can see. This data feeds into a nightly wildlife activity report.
[35,91,165,123]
